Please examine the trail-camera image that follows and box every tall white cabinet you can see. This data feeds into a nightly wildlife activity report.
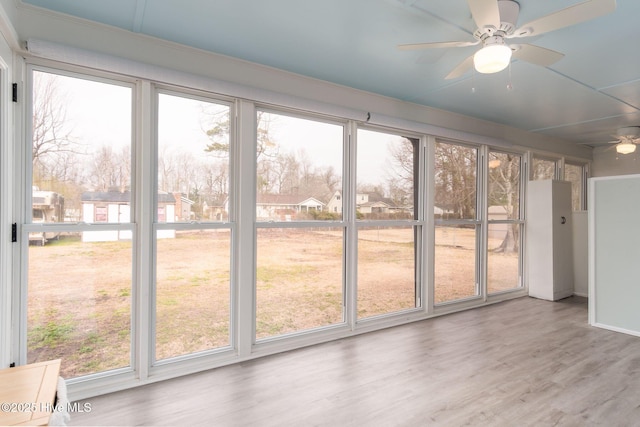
[526,180,574,301]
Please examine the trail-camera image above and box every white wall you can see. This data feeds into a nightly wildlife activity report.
[592,145,640,177]
[589,175,640,337]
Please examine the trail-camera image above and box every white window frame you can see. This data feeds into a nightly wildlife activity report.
[19,63,138,383]
[150,86,237,368]
[433,138,482,306]
[485,147,527,296]
[354,125,426,322]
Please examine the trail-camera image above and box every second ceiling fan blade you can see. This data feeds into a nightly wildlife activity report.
[511,0,616,38]
[512,44,564,67]
[398,40,479,50]
[468,0,501,30]
[445,54,475,80]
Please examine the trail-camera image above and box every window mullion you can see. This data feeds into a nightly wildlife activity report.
[236,99,256,357]
[135,80,154,380]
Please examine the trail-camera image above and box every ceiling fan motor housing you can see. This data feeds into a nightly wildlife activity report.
[617,126,640,138]
[473,0,520,41]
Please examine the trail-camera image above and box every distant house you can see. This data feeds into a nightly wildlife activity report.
[172,193,195,221]
[326,190,413,218]
[81,191,191,242]
[202,197,229,221]
[256,194,325,221]
[434,205,455,218]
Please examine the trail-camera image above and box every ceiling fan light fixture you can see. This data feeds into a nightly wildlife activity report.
[616,142,636,155]
[474,43,512,74]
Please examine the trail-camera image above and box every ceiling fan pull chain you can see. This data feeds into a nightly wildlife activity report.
[471,68,477,94]
[506,62,513,91]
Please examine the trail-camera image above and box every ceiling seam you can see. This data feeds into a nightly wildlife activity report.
[132,0,147,33]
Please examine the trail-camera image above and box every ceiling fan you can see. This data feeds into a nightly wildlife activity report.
[601,127,640,154]
[398,0,616,79]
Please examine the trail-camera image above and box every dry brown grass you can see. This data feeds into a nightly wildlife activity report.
[27,227,519,378]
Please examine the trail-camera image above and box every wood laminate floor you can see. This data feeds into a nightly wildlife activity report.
[70,297,640,426]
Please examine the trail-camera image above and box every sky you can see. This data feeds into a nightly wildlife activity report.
[43,70,404,189]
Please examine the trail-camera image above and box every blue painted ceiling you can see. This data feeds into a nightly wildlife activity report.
[20,0,640,147]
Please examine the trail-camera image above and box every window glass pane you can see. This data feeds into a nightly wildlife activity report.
[28,70,133,379]
[488,151,522,294]
[565,163,584,211]
[488,152,521,220]
[357,130,416,221]
[155,229,231,360]
[158,93,230,222]
[32,70,132,225]
[435,225,478,303]
[488,223,522,293]
[255,112,343,221]
[256,228,344,339]
[357,226,417,318]
[434,141,477,219]
[531,157,556,180]
[27,234,132,378]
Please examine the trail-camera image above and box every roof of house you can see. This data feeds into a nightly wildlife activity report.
[81,191,176,203]
[256,194,325,207]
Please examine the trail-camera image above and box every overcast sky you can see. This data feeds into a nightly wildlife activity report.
[50,71,401,188]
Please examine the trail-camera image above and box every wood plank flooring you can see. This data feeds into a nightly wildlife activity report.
[70,297,640,426]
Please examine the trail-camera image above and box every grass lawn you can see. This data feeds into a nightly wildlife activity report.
[27,228,519,378]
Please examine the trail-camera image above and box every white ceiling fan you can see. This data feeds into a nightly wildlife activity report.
[398,0,616,79]
[600,127,640,154]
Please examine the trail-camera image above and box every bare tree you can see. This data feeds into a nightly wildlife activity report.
[32,71,80,189]
[434,142,477,219]
[489,153,521,253]
[204,109,277,159]
[87,145,130,192]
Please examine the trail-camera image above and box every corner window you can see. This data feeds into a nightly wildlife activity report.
[26,68,133,378]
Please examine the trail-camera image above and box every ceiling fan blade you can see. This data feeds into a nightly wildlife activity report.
[577,141,616,147]
[398,40,479,50]
[511,0,616,38]
[445,54,475,80]
[511,44,564,67]
[467,0,501,29]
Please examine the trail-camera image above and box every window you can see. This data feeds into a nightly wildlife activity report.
[487,150,523,294]
[356,129,419,318]
[95,206,108,222]
[155,91,233,361]
[564,162,586,211]
[530,155,557,180]
[26,69,133,378]
[434,140,479,304]
[19,61,584,397]
[255,110,345,339]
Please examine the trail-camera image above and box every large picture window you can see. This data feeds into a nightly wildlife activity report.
[434,140,479,304]
[254,110,345,339]
[17,60,585,398]
[356,129,420,318]
[26,69,133,378]
[154,92,232,361]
